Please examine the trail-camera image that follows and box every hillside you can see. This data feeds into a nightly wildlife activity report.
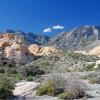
[0,32,59,65]
[1,26,100,100]
[48,25,100,51]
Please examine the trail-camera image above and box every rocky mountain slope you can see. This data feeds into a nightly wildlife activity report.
[75,45,100,56]
[3,25,100,52]
[0,33,34,65]
[0,33,59,65]
[2,30,49,45]
[1,26,100,100]
[1,25,100,66]
[48,25,100,51]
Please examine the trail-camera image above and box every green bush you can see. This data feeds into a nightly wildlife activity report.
[37,86,54,96]
[36,74,86,99]
[20,65,45,77]
[83,64,95,71]
[0,75,14,99]
[41,61,49,66]
[6,67,18,75]
[95,64,100,70]
[58,92,74,100]
[36,79,64,96]
[26,75,33,81]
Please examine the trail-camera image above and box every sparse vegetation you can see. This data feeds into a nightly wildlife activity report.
[83,63,95,71]
[20,64,45,77]
[36,74,87,99]
[26,75,33,81]
[89,79,97,84]
[0,25,100,100]
[86,72,100,84]
[0,75,14,99]
[58,92,75,99]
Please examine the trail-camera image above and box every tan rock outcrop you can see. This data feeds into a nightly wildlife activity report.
[5,42,33,64]
[28,44,41,55]
[75,45,100,56]
[0,41,11,47]
[39,46,59,55]
[0,33,24,48]
[0,33,15,39]
[0,33,34,64]
[87,46,100,55]
[0,33,60,64]
[0,33,15,47]
[28,44,60,56]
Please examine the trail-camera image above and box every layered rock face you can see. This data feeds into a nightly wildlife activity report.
[28,44,60,56]
[0,33,34,65]
[13,81,39,96]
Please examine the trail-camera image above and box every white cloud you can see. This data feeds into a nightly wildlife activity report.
[52,25,64,30]
[43,27,52,33]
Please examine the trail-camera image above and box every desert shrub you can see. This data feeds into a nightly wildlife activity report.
[86,72,100,84]
[20,65,45,77]
[26,75,33,81]
[58,92,74,99]
[36,79,56,96]
[3,67,23,81]
[36,73,86,99]
[0,75,14,99]
[65,68,71,72]
[53,56,60,62]
[36,85,54,96]
[95,64,100,70]
[36,77,65,96]
[36,86,48,96]
[89,78,100,84]
[83,63,95,71]
[41,61,49,66]
[89,79,96,84]
[6,67,18,75]
[0,67,5,73]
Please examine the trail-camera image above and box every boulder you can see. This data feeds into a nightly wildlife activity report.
[13,81,39,96]
[28,44,41,55]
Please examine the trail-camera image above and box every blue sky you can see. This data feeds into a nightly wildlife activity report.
[0,0,100,35]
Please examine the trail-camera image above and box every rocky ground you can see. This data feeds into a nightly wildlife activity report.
[12,71,100,100]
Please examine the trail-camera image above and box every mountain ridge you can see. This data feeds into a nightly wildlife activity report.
[48,25,100,51]
[1,25,100,52]
[0,30,50,45]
